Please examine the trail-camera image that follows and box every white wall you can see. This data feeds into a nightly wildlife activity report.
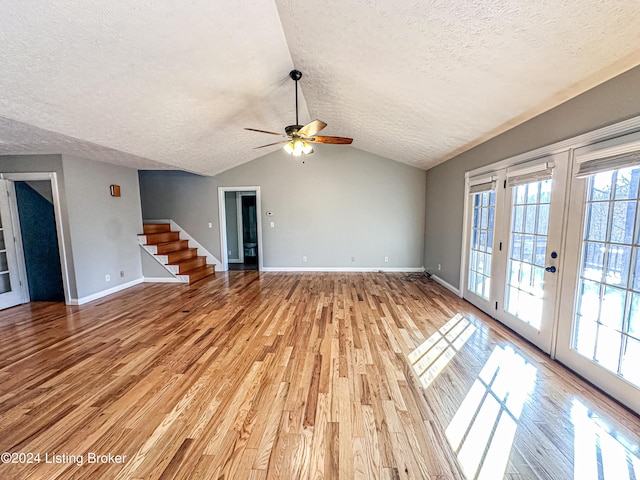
[139,145,426,270]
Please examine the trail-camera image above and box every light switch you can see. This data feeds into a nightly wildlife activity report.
[270,221,275,228]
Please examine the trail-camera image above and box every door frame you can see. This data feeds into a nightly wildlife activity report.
[0,179,29,308]
[218,186,263,272]
[460,115,640,414]
[555,132,640,414]
[0,172,72,305]
[462,153,569,355]
[226,192,245,264]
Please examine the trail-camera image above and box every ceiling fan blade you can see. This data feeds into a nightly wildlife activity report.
[298,119,327,137]
[253,141,288,149]
[245,127,285,136]
[306,136,353,145]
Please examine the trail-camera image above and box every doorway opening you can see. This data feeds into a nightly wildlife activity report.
[218,187,263,271]
[14,181,65,301]
[0,173,71,310]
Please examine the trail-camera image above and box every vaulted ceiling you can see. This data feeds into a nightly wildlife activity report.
[0,1,639,175]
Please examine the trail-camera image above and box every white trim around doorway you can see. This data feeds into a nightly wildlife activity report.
[0,172,72,305]
[218,186,263,272]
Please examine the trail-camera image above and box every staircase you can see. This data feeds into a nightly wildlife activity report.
[138,224,215,284]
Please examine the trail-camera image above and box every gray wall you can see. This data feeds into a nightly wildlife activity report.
[25,180,54,203]
[0,154,145,302]
[62,155,143,299]
[139,145,426,269]
[141,248,174,278]
[0,154,78,299]
[225,191,239,260]
[138,170,221,258]
[424,65,640,287]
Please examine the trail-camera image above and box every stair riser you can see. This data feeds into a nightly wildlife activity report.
[143,224,171,234]
[177,257,206,273]
[167,249,198,263]
[156,240,189,254]
[187,266,215,284]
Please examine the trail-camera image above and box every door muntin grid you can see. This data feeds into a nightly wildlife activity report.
[505,179,552,330]
[574,167,640,388]
[469,191,495,299]
[0,209,11,294]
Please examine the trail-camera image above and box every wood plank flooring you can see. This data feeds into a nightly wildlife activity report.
[0,272,639,479]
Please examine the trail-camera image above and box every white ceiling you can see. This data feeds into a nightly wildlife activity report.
[0,1,639,175]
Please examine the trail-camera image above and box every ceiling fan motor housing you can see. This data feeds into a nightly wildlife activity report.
[285,124,304,136]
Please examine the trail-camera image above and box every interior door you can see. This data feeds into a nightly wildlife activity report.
[0,179,27,310]
[464,153,569,354]
[556,136,640,414]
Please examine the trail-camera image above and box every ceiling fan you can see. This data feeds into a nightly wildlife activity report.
[245,69,353,157]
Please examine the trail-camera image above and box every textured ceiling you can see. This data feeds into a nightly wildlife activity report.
[0,1,639,175]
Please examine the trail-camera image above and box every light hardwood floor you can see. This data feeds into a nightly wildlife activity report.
[0,272,639,479]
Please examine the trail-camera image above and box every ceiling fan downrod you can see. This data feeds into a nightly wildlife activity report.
[290,69,302,127]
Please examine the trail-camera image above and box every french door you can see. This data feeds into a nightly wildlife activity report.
[0,180,28,310]
[464,132,640,415]
[556,134,640,414]
[464,152,569,354]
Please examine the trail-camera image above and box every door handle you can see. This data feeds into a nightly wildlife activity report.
[545,266,557,273]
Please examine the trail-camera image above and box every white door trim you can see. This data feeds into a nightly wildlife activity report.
[0,172,72,305]
[218,186,263,272]
[234,193,244,263]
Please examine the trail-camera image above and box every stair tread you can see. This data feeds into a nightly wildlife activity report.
[169,255,205,265]
[185,265,212,273]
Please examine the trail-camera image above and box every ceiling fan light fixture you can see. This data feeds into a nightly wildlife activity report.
[284,138,313,158]
[283,142,294,154]
[247,69,352,156]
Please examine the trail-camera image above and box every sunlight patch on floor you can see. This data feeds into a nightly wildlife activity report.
[446,345,537,479]
[408,313,476,388]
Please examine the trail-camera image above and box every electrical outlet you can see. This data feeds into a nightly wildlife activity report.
[351,256,355,262]
[120,271,124,278]
[438,264,442,271]
[384,256,389,262]
[303,256,307,262]
[208,222,212,228]
[105,274,111,281]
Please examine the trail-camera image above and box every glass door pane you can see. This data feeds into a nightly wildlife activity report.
[572,167,640,388]
[504,180,552,330]
[468,190,496,300]
[493,152,568,354]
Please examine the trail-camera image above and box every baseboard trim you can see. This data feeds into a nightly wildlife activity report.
[431,274,462,297]
[260,267,425,273]
[144,277,183,283]
[69,278,144,305]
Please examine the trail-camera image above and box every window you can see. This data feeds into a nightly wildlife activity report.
[574,167,640,387]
